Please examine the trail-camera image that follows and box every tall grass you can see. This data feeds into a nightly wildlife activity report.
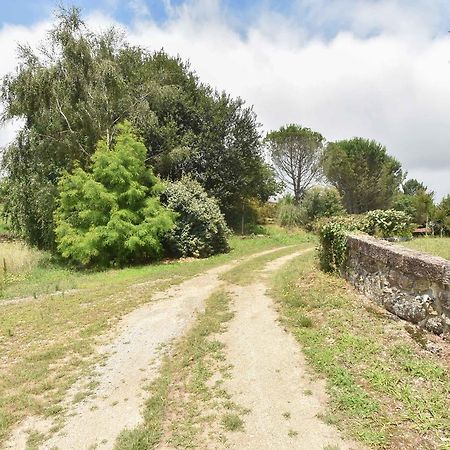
[0,241,46,286]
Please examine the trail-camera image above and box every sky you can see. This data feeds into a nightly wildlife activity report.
[0,0,449,200]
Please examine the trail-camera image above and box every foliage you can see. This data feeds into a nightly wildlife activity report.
[54,122,174,266]
[265,124,324,202]
[365,209,412,238]
[318,210,412,272]
[435,195,450,235]
[318,217,363,272]
[162,176,230,258]
[1,7,277,248]
[276,194,307,228]
[393,179,434,226]
[301,186,345,225]
[402,178,427,196]
[322,138,404,213]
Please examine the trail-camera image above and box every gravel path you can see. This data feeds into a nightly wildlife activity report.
[220,250,365,450]
[4,246,288,450]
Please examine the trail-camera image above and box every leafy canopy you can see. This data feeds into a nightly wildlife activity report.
[393,178,434,226]
[1,7,277,247]
[54,122,174,266]
[322,138,404,214]
[301,186,345,222]
[265,124,324,202]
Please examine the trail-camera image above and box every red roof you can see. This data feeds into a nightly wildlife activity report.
[413,227,432,233]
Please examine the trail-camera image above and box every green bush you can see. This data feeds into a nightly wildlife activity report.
[276,195,307,228]
[365,209,412,238]
[301,187,345,225]
[277,204,306,228]
[318,209,412,272]
[162,176,230,257]
[54,122,174,267]
[318,216,365,272]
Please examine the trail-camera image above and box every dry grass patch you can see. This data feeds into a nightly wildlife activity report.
[0,241,46,287]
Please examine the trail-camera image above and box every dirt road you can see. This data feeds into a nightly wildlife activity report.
[220,251,363,450]
[4,247,288,450]
[6,246,362,450]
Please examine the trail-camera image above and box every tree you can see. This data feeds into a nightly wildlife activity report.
[393,178,434,226]
[322,138,404,213]
[301,186,345,222]
[54,122,174,266]
[402,178,427,196]
[265,124,324,202]
[1,7,277,247]
[435,195,450,236]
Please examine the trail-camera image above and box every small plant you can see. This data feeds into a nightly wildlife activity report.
[282,411,291,419]
[221,413,244,431]
[296,314,313,328]
[288,429,298,438]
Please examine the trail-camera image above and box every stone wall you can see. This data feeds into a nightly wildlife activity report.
[345,234,450,336]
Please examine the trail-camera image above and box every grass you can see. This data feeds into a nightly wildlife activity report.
[0,226,311,301]
[0,227,308,445]
[399,237,450,260]
[271,250,450,449]
[0,241,47,293]
[221,413,244,432]
[115,290,245,449]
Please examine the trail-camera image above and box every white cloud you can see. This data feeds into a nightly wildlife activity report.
[0,0,449,199]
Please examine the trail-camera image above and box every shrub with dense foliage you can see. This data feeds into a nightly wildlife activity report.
[318,209,412,272]
[54,122,174,266]
[365,209,412,238]
[301,187,345,224]
[276,195,306,228]
[162,177,230,257]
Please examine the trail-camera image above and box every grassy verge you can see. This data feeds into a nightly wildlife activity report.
[115,290,246,449]
[271,251,450,449]
[0,228,308,444]
[0,226,311,301]
[398,237,450,260]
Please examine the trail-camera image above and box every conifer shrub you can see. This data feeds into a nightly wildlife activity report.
[54,122,174,266]
[162,176,230,257]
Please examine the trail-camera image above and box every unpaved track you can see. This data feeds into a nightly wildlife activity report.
[220,250,364,450]
[4,246,291,450]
